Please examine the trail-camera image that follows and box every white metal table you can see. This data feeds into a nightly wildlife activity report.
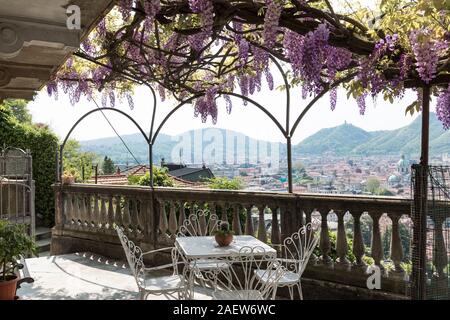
[175,235,277,299]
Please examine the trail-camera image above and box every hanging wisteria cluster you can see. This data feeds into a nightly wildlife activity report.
[46,0,450,130]
[437,85,450,130]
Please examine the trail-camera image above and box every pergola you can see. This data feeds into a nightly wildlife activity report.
[16,0,450,299]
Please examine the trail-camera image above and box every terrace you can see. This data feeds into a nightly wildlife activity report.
[1,0,449,301]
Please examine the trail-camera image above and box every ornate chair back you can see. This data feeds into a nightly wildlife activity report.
[209,246,283,300]
[279,222,320,276]
[116,226,146,289]
[178,209,221,237]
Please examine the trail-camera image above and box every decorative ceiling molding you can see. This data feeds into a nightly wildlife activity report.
[0,67,12,87]
[0,0,114,100]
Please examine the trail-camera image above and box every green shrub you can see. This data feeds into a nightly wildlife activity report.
[0,105,58,226]
[129,166,174,187]
[207,177,244,190]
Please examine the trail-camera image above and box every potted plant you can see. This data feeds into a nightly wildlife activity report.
[61,170,75,184]
[213,222,234,247]
[0,220,36,300]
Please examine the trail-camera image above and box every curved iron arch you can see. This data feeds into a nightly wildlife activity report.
[290,72,357,138]
[59,107,150,181]
[150,92,288,146]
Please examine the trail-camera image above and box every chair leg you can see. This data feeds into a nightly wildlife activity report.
[140,290,148,300]
[189,271,195,299]
[288,286,294,300]
[271,285,278,300]
[297,281,303,300]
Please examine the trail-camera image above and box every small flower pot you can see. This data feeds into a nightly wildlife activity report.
[62,176,75,184]
[0,275,19,300]
[215,233,233,247]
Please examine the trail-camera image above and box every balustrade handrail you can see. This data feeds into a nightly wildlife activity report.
[53,183,411,217]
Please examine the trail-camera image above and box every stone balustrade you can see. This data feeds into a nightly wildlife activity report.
[52,183,418,297]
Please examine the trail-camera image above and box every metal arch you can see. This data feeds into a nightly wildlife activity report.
[151,93,203,145]
[290,72,357,138]
[268,56,291,134]
[150,92,288,146]
[146,84,158,188]
[58,107,150,182]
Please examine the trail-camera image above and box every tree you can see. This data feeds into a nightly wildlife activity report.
[131,166,174,187]
[102,156,115,174]
[366,177,381,194]
[1,99,32,124]
[63,139,99,182]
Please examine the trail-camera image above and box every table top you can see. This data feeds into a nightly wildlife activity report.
[175,235,277,259]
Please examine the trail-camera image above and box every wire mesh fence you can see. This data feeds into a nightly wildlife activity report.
[411,165,450,300]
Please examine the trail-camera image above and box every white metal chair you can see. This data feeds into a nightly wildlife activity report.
[255,222,320,300]
[206,246,284,300]
[177,210,231,296]
[115,225,187,300]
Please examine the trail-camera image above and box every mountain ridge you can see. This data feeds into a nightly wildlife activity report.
[79,113,449,163]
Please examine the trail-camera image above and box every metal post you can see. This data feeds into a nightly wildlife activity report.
[55,149,60,183]
[149,143,154,188]
[287,136,293,193]
[415,85,430,300]
[59,145,64,182]
[94,164,98,184]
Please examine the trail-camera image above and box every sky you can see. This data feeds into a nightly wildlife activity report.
[28,78,431,145]
[26,0,433,146]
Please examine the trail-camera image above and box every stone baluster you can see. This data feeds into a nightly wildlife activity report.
[122,198,132,232]
[130,198,139,234]
[257,205,267,243]
[220,202,228,223]
[73,195,81,226]
[158,200,168,236]
[100,196,107,230]
[65,193,73,225]
[107,195,114,230]
[304,208,317,264]
[352,212,366,269]
[370,213,384,271]
[335,210,350,268]
[168,200,178,236]
[318,209,332,265]
[187,201,197,235]
[198,202,208,235]
[232,204,242,235]
[178,201,186,228]
[85,194,92,228]
[245,205,254,236]
[270,206,280,245]
[209,202,218,233]
[115,196,123,228]
[79,194,87,227]
[92,194,100,228]
[190,201,195,217]
[389,214,404,275]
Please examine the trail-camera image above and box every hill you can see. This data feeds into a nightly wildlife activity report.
[296,113,449,156]
[80,128,285,164]
[80,113,450,163]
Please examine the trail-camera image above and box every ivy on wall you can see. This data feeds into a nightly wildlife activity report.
[0,105,58,226]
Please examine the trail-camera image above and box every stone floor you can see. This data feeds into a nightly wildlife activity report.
[17,252,214,300]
